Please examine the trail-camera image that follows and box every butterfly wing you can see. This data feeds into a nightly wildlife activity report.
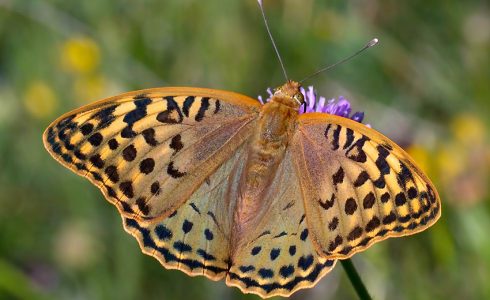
[122,141,249,280]
[225,150,336,298]
[292,113,441,259]
[43,87,260,223]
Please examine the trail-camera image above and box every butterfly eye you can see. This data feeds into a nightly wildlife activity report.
[293,93,304,105]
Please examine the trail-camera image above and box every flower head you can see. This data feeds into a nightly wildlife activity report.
[259,85,367,124]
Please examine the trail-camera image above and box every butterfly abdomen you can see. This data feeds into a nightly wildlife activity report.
[233,99,298,243]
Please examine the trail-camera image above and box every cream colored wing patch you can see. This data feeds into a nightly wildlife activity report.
[293,114,441,259]
[43,87,260,222]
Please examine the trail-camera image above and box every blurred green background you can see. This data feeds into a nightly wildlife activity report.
[0,0,489,299]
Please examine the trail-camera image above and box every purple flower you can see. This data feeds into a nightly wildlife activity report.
[259,86,368,125]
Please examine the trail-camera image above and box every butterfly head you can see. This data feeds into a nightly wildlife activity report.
[272,80,304,109]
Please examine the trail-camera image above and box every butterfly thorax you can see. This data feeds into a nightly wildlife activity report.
[232,84,301,248]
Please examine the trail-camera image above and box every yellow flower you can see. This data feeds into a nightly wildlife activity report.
[23,81,58,119]
[61,37,100,74]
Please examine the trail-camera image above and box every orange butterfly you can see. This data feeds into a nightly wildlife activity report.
[43,1,441,297]
[43,80,440,297]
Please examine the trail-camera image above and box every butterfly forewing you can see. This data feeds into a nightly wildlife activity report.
[293,113,441,259]
[43,87,260,222]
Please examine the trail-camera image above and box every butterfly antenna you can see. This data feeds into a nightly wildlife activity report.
[257,0,289,81]
[300,38,379,83]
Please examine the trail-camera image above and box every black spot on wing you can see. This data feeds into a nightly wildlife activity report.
[331,125,341,150]
[150,181,160,195]
[365,216,381,232]
[363,192,376,209]
[173,241,192,253]
[240,265,255,273]
[328,217,339,231]
[80,123,94,136]
[214,99,221,114]
[142,128,157,146]
[140,158,155,174]
[88,132,103,146]
[120,181,134,198]
[279,265,295,278]
[347,226,363,241]
[382,212,397,225]
[395,192,407,206]
[375,145,391,175]
[344,198,358,215]
[343,128,355,149]
[157,96,183,124]
[108,138,119,150]
[122,145,137,161]
[373,176,386,189]
[346,135,369,163]
[182,96,195,117]
[298,214,306,225]
[397,162,414,188]
[90,171,102,181]
[61,154,72,163]
[167,161,186,178]
[282,200,295,211]
[327,235,343,252]
[270,249,281,261]
[121,97,152,138]
[297,255,314,271]
[380,192,390,203]
[332,167,344,186]
[169,134,184,155]
[258,268,274,279]
[273,231,287,238]
[189,203,201,214]
[319,194,336,210]
[408,187,418,199]
[204,229,214,240]
[182,220,193,234]
[93,105,117,129]
[75,163,87,171]
[89,154,104,169]
[136,197,150,215]
[74,150,86,160]
[324,124,332,137]
[300,229,309,241]
[56,115,76,130]
[195,97,210,122]
[197,249,216,261]
[251,246,261,256]
[353,171,369,187]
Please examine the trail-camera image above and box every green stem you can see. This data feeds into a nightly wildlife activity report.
[341,259,372,300]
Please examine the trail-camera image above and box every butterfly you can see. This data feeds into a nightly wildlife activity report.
[43,80,441,298]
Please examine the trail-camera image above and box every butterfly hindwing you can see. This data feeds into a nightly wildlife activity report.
[293,113,441,259]
[226,150,336,298]
[43,87,260,222]
[123,142,249,280]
